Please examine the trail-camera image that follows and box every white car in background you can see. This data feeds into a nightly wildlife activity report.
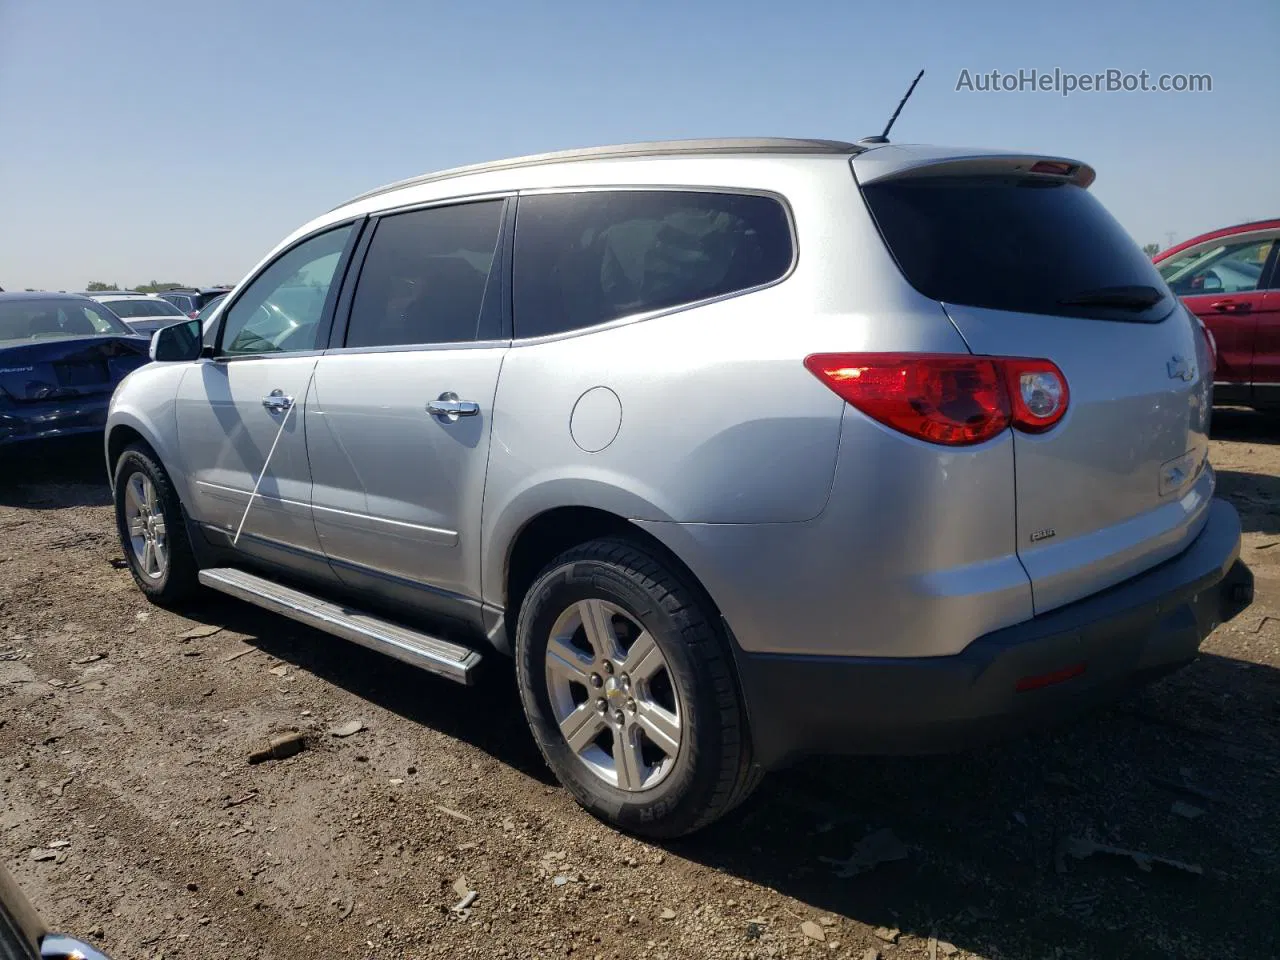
[91,294,190,338]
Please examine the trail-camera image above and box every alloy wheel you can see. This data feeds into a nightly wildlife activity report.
[544,599,682,791]
[124,472,168,580]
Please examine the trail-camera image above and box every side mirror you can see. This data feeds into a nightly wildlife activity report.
[41,933,113,959]
[150,318,203,362]
[1191,272,1223,294]
[2,862,115,959]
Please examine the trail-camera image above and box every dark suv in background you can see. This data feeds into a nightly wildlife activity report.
[158,287,232,318]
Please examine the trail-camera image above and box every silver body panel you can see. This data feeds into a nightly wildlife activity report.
[173,355,331,578]
[106,139,1213,662]
[306,346,504,613]
[941,303,1214,615]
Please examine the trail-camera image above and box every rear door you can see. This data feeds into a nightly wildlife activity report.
[306,198,509,619]
[858,161,1215,614]
[1156,230,1278,398]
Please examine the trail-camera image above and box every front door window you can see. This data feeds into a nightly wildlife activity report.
[218,225,354,355]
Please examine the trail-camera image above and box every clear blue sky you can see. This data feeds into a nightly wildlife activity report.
[1,0,1276,291]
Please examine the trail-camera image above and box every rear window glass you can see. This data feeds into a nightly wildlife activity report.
[161,294,194,311]
[513,190,793,339]
[0,300,132,342]
[103,298,186,318]
[861,176,1172,322]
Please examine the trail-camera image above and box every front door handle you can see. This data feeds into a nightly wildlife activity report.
[262,390,294,412]
[427,392,480,422]
[1210,299,1253,314]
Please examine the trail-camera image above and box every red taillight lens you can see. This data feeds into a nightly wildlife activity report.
[803,354,1011,445]
[1195,318,1217,376]
[805,353,1069,445]
[188,311,199,319]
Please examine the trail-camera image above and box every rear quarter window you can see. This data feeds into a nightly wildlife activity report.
[513,190,793,339]
[861,176,1172,322]
[104,299,185,318]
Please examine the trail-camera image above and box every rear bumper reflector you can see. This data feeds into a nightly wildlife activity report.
[1014,662,1086,693]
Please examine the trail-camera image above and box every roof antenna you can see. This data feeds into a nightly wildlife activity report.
[859,69,924,145]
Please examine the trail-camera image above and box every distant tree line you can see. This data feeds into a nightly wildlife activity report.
[86,280,189,293]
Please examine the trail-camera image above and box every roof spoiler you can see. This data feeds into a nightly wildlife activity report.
[853,148,1096,189]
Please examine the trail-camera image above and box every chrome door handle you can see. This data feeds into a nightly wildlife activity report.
[262,390,294,412]
[427,392,480,421]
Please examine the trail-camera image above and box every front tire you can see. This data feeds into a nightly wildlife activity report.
[515,538,760,838]
[113,443,198,605]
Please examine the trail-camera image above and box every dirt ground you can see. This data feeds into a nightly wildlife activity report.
[3,414,1279,960]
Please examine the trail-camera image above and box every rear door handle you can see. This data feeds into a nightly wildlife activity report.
[262,390,294,412]
[427,392,480,421]
[1210,299,1253,313]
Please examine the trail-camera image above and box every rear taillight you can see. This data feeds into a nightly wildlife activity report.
[804,353,1069,446]
[1193,316,1217,377]
[188,311,199,319]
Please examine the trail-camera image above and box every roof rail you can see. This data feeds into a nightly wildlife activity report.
[332,137,865,211]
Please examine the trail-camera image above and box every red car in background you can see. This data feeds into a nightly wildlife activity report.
[1154,219,1280,409]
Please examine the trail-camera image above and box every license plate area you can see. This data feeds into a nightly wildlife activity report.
[55,360,107,388]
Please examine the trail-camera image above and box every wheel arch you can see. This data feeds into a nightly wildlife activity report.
[104,411,189,508]
[498,503,726,655]
[106,424,149,479]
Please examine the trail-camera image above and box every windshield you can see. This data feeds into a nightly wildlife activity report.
[861,175,1173,323]
[0,299,135,343]
[102,298,187,319]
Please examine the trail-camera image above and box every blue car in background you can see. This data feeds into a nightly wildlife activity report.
[0,292,150,447]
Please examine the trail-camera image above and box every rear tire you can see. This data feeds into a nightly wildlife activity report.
[515,537,760,838]
[113,443,199,606]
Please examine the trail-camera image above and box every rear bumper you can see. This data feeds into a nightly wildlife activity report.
[0,398,111,446]
[735,497,1251,769]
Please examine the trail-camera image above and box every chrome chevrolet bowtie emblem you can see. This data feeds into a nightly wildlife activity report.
[1167,355,1195,382]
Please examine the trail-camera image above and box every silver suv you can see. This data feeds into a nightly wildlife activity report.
[106,138,1253,837]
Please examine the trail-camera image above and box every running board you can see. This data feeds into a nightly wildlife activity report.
[197,567,482,685]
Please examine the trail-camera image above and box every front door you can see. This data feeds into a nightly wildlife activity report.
[1248,251,1280,398]
[175,222,357,578]
[306,198,508,621]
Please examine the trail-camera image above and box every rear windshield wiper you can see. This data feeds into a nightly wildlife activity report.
[1057,285,1165,310]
